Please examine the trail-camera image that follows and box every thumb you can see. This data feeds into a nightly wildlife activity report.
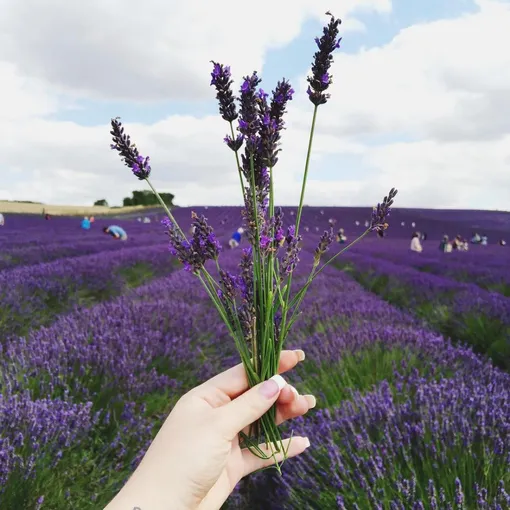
[218,375,287,438]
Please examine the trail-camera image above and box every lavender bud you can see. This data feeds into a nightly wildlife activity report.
[307,12,342,106]
[314,227,334,265]
[223,133,244,152]
[370,187,398,235]
[210,62,238,122]
[110,118,151,180]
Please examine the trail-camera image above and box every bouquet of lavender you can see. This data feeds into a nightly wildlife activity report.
[109,12,397,473]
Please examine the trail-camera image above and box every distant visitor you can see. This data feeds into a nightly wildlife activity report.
[81,216,91,230]
[439,235,451,253]
[336,228,347,244]
[103,225,128,241]
[410,232,423,253]
[229,227,244,249]
[0,212,4,227]
[471,232,481,244]
[481,234,488,246]
[452,235,463,251]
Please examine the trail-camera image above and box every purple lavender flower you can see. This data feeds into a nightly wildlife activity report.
[223,133,244,152]
[257,90,280,168]
[273,207,285,247]
[314,227,334,265]
[307,12,342,106]
[162,214,220,273]
[110,118,151,180]
[210,62,238,122]
[454,478,465,508]
[270,79,294,127]
[281,225,302,275]
[370,187,398,234]
[190,211,222,262]
[238,72,262,141]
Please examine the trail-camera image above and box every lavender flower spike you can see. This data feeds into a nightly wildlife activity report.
[370,187,398,234]
[110,118,151,180]
[210,61,238,123]
[307,12,342,106]
[314,227,334,265]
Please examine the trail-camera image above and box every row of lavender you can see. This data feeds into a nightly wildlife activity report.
[352,237,510,295]
[4,203,507,269]
[1,242,510,508]
[0,244,178,339]
[339,251,510,370]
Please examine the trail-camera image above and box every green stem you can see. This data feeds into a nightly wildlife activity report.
[294,104,318,238]
[286,229,371,324]
[230,122,245,196]
[279,104,319,348]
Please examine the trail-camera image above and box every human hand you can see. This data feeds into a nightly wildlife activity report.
[106,349,315,510]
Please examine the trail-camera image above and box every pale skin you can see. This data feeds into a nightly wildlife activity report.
[105,349,315,510]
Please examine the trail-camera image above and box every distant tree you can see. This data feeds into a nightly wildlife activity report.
[93,199,109,207]
[122,190,175,208]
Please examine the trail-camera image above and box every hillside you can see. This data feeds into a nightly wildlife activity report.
[0,201,155,217]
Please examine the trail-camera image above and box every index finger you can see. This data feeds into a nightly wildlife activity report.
[202,349,305,399]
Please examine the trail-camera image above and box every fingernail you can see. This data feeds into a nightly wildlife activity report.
[290,386,299,399]
[295,349,305,362]
[259,375,286,399]
[303,437,311,449]
[304,394,316,409]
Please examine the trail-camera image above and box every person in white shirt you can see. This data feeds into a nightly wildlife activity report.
[410,232,423,253]
[0,213,4,226]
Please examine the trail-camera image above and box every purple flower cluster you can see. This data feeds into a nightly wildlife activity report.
[307,12,342,105]
[162,212,221,273]
[110,118,151,180]
[210,62,238,123]
[0,243,176,339]
[1,214,510,507]
[370,187,398,235]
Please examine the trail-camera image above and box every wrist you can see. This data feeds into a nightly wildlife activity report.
[105,468,196,510]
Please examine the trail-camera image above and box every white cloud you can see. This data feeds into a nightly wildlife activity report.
[0,0,390,101]
[363,136,510,209]
[1,0,510,211]
[307,0,510,143]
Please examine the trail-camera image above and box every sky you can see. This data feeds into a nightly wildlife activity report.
[0,0,509,210]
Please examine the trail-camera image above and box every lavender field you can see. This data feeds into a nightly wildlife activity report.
[1,207,510,509]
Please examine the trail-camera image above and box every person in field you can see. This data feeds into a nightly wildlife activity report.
[0,213,4,227]
[471,232,481,244]
[439,235,450,253]
[481,234,488,246]
[229,227,244,249]
[81,216,91,230]
[500,239,507,246]
[452,234,463,250]
[410,232,423,253]
[336,228,347,244]
[103,225,128,241]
